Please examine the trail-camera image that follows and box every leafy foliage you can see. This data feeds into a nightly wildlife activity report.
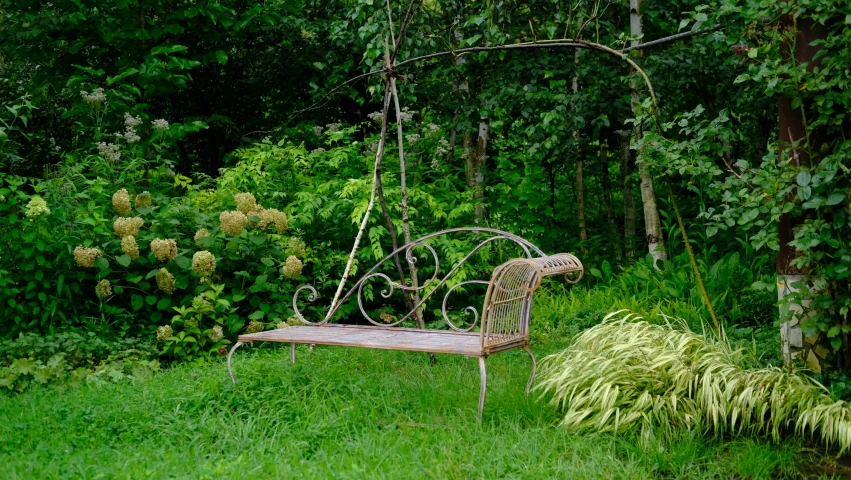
[537,312,851,452]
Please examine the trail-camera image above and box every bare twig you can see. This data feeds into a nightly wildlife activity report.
[622,23,722,52]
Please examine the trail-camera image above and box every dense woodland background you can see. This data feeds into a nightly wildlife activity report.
[0,0,849,380]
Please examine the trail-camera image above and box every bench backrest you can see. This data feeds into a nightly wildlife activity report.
[291,228,583,332]
[480,254,584,349]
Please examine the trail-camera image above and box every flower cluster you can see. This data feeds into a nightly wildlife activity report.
[313,125,323,136]
[209,325,224,342]
[152,119,169,133]
[219,210,247,236]
[112,189,132,215]
[134,191,152,209]
[246,320,264,334]
[310,147,326,155]
[157,325,173,341]
[192,250,216,276]
[194,228,210,247]
[74,246,101,268]
[25,195,50,218]
[97,142,121,162]
[288,237,306,258]
[113,217,144,237]
[0,194,5,202]
[425,123,440,136]
[121,235,139,260]
[405,133,420,145]
[325,123,342,132]
[122,113,143,143]
[365,141,379,154]
[398,106,415,123]
[80,88,107,107]
[156,268,176,294]
[277,315,304,329]
[258,208,288,233]
[367,111,383,124]
[435,137,451,157]
[95,279,112,299]
[379,312,394,323]
[282,255,303,278]
[151,238,178,262]
[234,192,258,214]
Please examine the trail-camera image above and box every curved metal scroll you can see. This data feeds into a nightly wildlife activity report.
[292,227,547,330]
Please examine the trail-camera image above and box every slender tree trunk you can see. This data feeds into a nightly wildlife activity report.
[473,116,489,224]
[777,9,826,371]
[600,140,622,262]
[572,48,587,252]
[618,130,636,262]
[629,0,666,266]
[390,77,425,329]
[464,132,474,187]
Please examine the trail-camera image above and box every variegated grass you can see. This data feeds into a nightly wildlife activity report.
[536,310,851,452]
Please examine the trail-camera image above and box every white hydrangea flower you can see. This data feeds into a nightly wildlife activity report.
[152,119,170,132]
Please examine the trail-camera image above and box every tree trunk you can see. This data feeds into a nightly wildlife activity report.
[572,48,587,252]
[600,140,622,262]
[618,130,636,263]
[777,10,826,371]
[473,116,489,224]
[629,0,666,266]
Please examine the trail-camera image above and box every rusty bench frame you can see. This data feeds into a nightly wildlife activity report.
[227,228,583,419]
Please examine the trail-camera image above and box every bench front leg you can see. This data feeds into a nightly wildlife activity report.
[478,356,487,421]
[227,341,245,383]
[522,345,537,394]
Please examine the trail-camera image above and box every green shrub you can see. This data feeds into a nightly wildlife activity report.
[0,332,159,392]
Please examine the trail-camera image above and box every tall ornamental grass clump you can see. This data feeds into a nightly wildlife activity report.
[536,311,851,452]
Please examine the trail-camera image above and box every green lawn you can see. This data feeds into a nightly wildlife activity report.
[0,342,813,479]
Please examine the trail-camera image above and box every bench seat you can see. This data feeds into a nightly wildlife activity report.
[238,325,530,357]
[240,325,482,356]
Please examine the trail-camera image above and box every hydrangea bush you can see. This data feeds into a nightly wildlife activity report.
[0,99,311,362]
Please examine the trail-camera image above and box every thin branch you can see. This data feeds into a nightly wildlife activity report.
[291,25,719,122]
[325,78,392,320]
[622,24,722,52]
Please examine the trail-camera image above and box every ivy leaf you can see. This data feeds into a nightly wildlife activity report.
[116,254,132,267]
[151,45,188,55]
[175,255,192,270]
[826,192,846,206]
[157,298,171,310]
[803,196,825,209]
[465,34,482,46]
[106,68,139,85]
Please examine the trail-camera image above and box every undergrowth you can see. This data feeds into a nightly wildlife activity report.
[0,345,805,479]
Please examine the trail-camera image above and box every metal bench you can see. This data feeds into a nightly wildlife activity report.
[227,228,583,419]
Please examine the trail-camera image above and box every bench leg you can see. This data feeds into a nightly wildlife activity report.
[478,356,487,421]
[227,341,244,383]
[290,343,296,365]
[522,345,537,394]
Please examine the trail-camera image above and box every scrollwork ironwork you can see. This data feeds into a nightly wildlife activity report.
[291,227,549,329]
